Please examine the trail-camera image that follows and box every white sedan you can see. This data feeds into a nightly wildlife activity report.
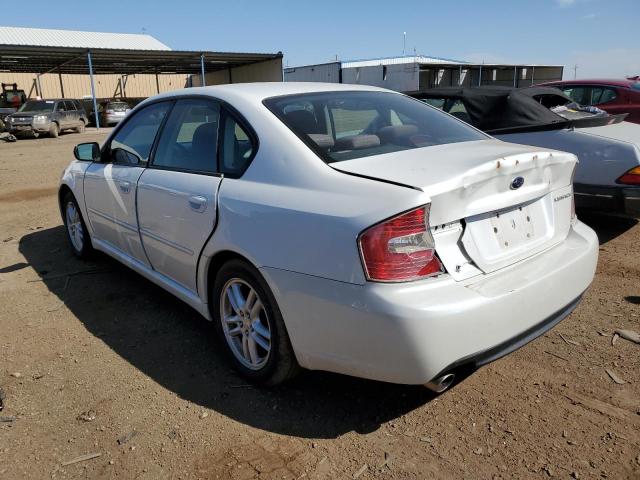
[59,83,598,391]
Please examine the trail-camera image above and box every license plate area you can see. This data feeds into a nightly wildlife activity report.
[461,196,554,273]
[491,204,537,250]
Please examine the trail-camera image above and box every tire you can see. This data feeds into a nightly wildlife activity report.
[62,191,93,259]
[49,122,59,138]
[212,259,300,386]
[76,120,85,133]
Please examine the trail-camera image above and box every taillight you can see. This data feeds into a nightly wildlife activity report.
[358,205,444,282]
[616,166,640,185]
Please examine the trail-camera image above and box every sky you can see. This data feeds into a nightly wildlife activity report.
[8,0,640,79]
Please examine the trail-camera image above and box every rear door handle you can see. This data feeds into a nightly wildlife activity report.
[118,181,131,193]
[188,195,207,212]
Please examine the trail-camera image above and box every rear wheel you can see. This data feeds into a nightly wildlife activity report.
[212,259,300,385]
[62,191,93,258]
[49,122,59,138]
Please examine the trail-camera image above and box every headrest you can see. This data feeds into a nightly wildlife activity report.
[285,109,319,134]
[377,124,419,145]
[308,134,335,149]
[193,122,218,148]
[334,134,380,151]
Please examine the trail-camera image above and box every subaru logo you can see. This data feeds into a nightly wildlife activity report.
[510,176,525,190]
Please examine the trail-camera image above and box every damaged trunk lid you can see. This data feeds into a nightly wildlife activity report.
[333,139,577,280]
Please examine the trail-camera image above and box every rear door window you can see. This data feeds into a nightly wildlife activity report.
[561,86,591,105]
[591,87,617,105]
[219,112,256,176]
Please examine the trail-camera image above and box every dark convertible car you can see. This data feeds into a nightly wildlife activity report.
[414,87,640,218]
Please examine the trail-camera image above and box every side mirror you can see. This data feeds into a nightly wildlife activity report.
[74,142,100,162]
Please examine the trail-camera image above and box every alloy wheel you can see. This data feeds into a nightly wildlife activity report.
[220,278,272,370]
[65,201,84,252]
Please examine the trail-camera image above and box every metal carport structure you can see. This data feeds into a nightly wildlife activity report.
[0,44,283,128]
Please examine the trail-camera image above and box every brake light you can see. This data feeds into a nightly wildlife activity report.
[358,205,444,282]
[616,166,640,185]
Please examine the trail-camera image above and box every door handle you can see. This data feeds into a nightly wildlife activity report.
[118,181,131,193]
[188,195,208,212]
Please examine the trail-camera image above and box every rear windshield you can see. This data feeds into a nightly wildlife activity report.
[264,91,487,163]
[18,100,55,113]
[108,102,129,111]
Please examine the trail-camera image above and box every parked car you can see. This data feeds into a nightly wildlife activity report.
[5,99,88,138]
[414,87,640,218]
[100,100,131,126]
[59,83,598,389]
[539,79,640,124]
[0,83,27,131]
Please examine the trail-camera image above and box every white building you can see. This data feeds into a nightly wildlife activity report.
[285,55,563,93]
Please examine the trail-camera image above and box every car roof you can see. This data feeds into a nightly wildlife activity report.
[140,82,391,106]
[541,79,640,88]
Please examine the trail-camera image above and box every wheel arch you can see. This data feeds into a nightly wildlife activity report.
[58,184,73,217]
[203,250,257,316]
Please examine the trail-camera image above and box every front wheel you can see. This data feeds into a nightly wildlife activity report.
[62,192,93,258]
[49,123,59,138]
[76,120,85,133]
[212,259,300,386]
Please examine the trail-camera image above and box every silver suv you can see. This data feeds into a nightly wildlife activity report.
[5,99,88,138]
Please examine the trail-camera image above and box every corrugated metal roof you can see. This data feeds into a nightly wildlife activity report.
[0,26,171,50]
[342,55,468,68]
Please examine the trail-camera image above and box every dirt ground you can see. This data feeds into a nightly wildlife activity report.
[0,130,639,480]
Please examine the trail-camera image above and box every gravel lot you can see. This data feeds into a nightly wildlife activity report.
[0,130,639,479]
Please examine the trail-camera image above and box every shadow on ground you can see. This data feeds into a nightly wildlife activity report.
[578,211,638,245]
[19,226,438,439]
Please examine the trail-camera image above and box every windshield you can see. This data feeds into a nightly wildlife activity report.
[264,91,487,163]
[18,100,55,113]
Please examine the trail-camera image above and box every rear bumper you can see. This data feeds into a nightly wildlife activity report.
[575,183,640,218]
[261,221,598,385]
[103,114,125,124]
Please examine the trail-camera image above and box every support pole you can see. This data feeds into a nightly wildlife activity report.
[155,70,160,94]
[459,65,462,86]
[478,65,482,86]
[531,66,535,86]
[200,53,206,87]
[58,69,65,98]
[513,66,517,88]
[87,50,100,129]
[36,74,43,98]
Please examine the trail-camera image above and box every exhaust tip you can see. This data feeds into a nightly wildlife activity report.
[425,373,455,393]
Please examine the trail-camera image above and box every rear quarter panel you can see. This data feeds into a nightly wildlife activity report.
[198,102,429,293]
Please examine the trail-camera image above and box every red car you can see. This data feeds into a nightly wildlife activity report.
[539,79,640,124]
